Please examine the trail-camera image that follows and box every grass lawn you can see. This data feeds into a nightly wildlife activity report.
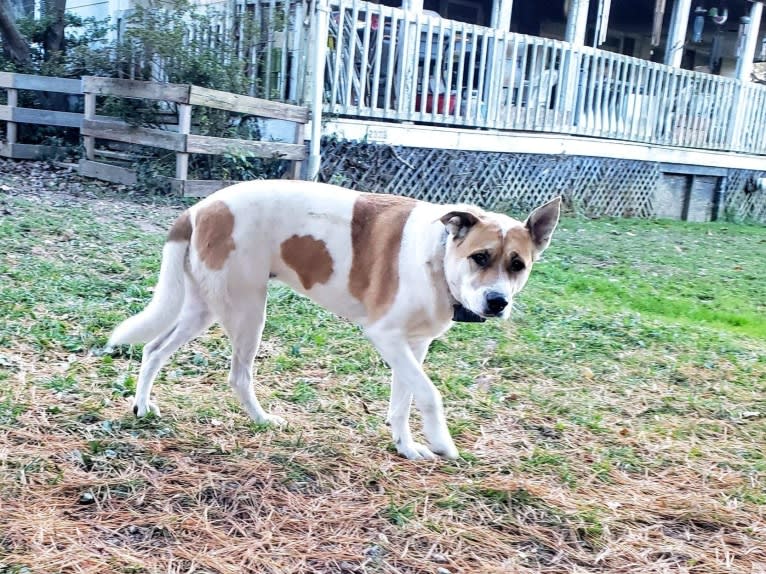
[1,172,765,573]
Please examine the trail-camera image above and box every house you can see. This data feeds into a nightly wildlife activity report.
[66,0,766,220]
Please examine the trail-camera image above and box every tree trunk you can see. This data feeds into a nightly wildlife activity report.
[0,0,31,67]
[42,0,67,62]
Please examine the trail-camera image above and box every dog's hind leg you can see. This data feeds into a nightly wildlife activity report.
[386,337,438,460]
[367,331,459,460]
[219,286,286,427]
[133,283,213,417]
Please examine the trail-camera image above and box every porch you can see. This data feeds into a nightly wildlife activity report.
[82,0,766,170]
[57,0,766,220]
[313,0,766,164]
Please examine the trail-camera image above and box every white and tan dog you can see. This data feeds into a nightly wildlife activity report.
[108,180,560,460]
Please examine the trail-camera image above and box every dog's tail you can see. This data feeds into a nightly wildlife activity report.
[107,214,191,347]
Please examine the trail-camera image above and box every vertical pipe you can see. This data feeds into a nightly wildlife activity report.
[265,0,276,97]
[175,103,192,183]
[83,90,96,160]
[664,0,692,68]
[490,0,513,32]
[736,2,763,82]
[308,0,330,181]
[728,1,763,152]
[278,0,290,100]
[562,0,589,132]
[290,1,305,103]
[6,88,17,145]
[565,0,590,46]
[290,122,306,179]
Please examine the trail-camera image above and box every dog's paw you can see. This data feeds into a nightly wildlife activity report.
[260,413,287,428]
[132,400,161,418]
[397,441,439,461]
[429,438,460,460]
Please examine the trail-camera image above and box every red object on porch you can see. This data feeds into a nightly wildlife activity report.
[415,93,455,114]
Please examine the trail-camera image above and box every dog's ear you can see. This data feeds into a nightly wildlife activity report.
[525,196,561,256]
[440,210,479,239]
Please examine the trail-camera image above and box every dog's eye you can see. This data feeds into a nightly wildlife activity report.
[509,258,526,272]
[470,252,490,268]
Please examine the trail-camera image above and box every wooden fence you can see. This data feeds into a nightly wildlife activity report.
[0,72,82,160]
[80,76,308,196]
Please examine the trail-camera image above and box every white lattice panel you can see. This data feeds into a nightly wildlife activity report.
[319,140,659,217]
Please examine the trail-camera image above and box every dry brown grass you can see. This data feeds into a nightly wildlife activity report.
[2,379,765,574]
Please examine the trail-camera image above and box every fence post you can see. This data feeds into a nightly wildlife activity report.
[6,88,17,145]
[290,122,306,179]
[175,103,192,182]
[83,89,95,160]
[307,0,330,181]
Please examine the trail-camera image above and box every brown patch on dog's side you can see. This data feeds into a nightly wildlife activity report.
[349,193,417,320]
[194,200,235,270]
[280,234,334,290]
[167,210,192,243]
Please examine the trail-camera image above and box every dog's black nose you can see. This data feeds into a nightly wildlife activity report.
[485,292,508,315]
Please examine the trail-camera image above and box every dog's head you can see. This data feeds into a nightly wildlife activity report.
[440,197,561,319]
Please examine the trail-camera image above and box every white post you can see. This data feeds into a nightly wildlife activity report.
[6,88,17,145]
[729,1,763,152]
[290,122,306,179]
[652,0,667,46]
[664,0,692,67]
[736,1,764,82]
[307,0,330,181]
[563,0,589,125]
[83,90,96,161]
[402,0,422,11]
[593,0,611,47]
[491,0,513,32]
[565,0,590,46]
[175,103,192,182]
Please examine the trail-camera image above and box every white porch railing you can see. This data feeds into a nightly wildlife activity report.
[323,0,766,156]
[131,0,307,102]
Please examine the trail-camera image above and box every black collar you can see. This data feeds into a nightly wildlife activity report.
[452,304,486,323]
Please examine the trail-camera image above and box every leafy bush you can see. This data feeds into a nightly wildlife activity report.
[2,0,290,186]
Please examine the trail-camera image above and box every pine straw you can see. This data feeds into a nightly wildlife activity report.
[2,375,765,574]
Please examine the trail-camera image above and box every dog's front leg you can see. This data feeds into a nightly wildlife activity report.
[366,331,459,460]
[386,337,435,460]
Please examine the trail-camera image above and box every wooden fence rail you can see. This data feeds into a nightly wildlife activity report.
[0,72,82,160]
[79,76,309,196]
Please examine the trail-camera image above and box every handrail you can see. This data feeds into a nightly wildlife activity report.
[322,0,766,156]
